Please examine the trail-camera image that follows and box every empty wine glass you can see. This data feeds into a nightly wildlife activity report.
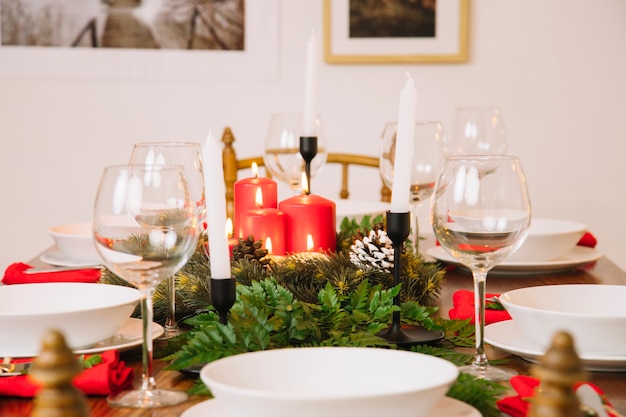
[431,155,531,381]
[263,113,327,194]
[129,142,205,337]
[379,121,444,252]
[93,165,199,407]
[444,107,507,157]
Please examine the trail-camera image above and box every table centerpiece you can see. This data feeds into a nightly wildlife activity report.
[100,214,508,417]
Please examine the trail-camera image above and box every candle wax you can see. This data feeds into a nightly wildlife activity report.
[390,73,417,213]
[238,208,287,255]
[233,176,277,237]
[279,193,336,253]
[303,28,318,136]
[201,129,231,279]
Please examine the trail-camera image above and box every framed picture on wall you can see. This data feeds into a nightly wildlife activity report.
[0,0,278,81]
[323,0,469,64]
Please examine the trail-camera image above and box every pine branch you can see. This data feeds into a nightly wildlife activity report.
[446,373,508,417]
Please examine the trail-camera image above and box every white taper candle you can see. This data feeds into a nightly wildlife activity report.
[390,73,417,213]
[302,28,318,137]
[202,128,231,279]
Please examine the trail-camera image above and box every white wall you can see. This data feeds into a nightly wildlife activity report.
[1,0,625,272]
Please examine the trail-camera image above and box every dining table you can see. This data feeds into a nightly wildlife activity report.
[1,250,625,417]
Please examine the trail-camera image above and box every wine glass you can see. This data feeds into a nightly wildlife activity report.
[129,142,205,337]
[444,107,507,157]
[431,155,531,381]
[263,113,327,194]
[379,121,444,253]
[93,165,199,407]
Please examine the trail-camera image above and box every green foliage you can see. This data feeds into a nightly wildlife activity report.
[486,298,506,311]
[102,217,504,415]
[436,317,477,348]
[101,215,445,326]
[337,213,385,248]
[446,373,508,417]
[79,354,103,369]
[410,344,474,366]
[165,278,502,416]
[165,278,395,372]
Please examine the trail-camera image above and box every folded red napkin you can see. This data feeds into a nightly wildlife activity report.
[0,350,133,397]
[448,290,511,324]
[497,375,622,417]
[1,262,101,285]
[578,232,597,248]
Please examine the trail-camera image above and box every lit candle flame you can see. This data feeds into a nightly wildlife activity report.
[306,234,314,251]
[265,237,273,254]
[255,187,264,208]
[252,162,259,178]
[225,218,233,239]
[301,171,309,195]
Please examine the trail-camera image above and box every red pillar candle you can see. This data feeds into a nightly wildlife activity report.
[233,163,278,237]
[239,208,287,255]
[279,193,336,254]
[225,218,239,255]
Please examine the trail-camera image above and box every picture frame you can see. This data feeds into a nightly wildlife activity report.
[0,0,278,81]
[323,0,469,64]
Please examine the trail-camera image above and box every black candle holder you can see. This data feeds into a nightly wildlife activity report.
[379,211,444,347]
[299,136,317,194]
[210,278,236,325]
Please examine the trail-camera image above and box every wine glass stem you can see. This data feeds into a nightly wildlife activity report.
[472,270,488,367]
[140,287,157,392]
[409,202,421,254]
[164,276,178,330]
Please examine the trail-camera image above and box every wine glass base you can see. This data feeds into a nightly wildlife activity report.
[107,388,188,408]
[458,363,517,382]
[159,324,185,340]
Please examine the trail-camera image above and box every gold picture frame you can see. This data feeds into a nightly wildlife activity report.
[323,0,469,64]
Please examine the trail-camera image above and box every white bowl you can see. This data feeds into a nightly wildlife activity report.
[200,347,459,417]
[507,218,587,262]
[0,283,140,356]
[49,222,100,263]
[499,284,626,356]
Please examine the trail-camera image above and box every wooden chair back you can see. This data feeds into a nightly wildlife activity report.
[220,127,391,220]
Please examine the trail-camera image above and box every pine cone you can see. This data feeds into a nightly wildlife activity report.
[232,235,269,266]
[349,225,394,273]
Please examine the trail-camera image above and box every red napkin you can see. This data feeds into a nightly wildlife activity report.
[578,232,597,248]
[497,375,622,417]
[0,350,133,397]
[448,290,512,324]
[1,262,101,285]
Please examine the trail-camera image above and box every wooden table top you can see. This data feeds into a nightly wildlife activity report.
[2,254,625,416]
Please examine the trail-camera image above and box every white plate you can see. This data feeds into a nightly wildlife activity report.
[485,320,626,372]
[181,396,480,417]
[40,249,101,268]
[6,318,163,358]
[426,245,602,274]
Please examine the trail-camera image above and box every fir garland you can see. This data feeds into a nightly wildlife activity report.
[100,215,507,416]
[101,214,446,324]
